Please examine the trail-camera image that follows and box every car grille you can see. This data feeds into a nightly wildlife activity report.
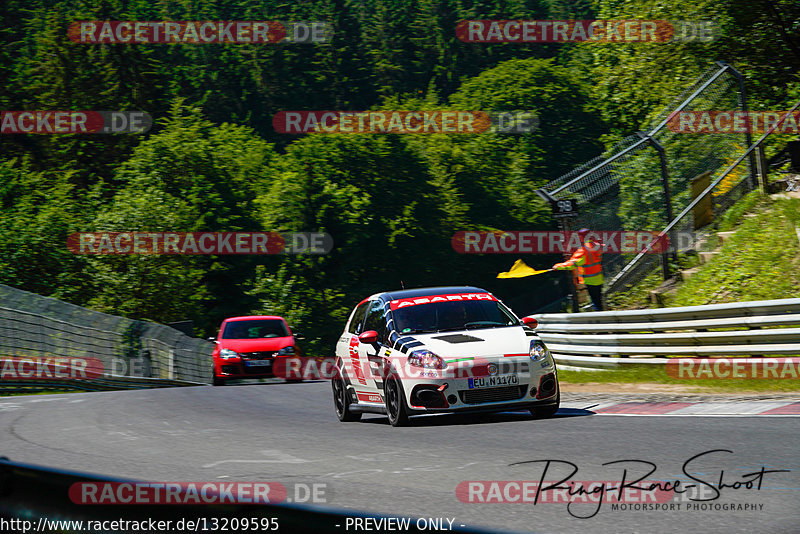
[240,351,275,375]
[240,351,275,360]
[243,365,273,375]
[459,385,528,405]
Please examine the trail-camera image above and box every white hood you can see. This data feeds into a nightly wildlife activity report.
[406,327,533,359]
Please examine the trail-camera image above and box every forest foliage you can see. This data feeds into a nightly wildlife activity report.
[1,0,798,352]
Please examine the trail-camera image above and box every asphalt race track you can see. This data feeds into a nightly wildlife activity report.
[1,381,798,533]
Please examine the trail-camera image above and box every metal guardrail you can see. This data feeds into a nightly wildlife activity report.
[528,298,800,368]
[0,457,492,533]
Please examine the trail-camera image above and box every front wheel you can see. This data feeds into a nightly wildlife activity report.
[212,372,226,386]
[384,374,410,427]
[529,392,560,419]
[332,376,361,422]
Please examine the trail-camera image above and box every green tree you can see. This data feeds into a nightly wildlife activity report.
[0,158,94,302]
[85,102,277,330]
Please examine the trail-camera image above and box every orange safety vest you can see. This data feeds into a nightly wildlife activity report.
[560,241,603,285]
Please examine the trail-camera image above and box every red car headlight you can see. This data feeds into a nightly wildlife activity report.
[219,348,240,360]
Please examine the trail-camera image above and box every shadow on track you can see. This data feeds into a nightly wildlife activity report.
[358,407,595,427]
[212,379,328,387]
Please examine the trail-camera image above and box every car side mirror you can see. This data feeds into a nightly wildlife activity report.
[293,332,306,341]
[521,317,538,329]
[358,330,378,344]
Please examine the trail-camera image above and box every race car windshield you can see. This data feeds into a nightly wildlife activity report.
[222,319,289,339]
[392,299,519,334]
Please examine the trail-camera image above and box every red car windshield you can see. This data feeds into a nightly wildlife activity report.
[222,319,289,339]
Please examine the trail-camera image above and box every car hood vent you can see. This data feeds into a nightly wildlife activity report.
[431,334,484,344]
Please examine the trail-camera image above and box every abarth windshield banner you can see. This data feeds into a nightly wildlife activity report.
[389,293,498,310]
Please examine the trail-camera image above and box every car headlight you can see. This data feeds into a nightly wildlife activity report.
[220,348,240,360]
[277,346,295,356]
[530,341,550,362]
[408,349,447,369]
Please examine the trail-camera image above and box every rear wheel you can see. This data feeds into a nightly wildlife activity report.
[529,392,560,419]
[332,376,361,422]
[385,374,410,427]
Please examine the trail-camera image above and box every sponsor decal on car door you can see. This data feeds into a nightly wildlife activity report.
[347,336,368,386]
[353,336,383,401]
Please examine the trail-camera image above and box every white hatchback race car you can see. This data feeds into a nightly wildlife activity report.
[331,286,559,426]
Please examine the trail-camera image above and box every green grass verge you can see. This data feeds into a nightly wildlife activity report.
[0,389,77,397]
[716,190,771,232]
[605,268,664,310]
[664,196,800,306]
[581,194,800,391]
[559,367,800,393]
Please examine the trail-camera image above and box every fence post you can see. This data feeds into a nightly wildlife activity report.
[636,132,675,279]
[755,144,768,193]
[720,61,757,190]
[536,188,581,312]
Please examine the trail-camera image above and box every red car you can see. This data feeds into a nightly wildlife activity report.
[211,315,304,386]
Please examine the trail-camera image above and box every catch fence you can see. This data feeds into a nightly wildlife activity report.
[0,283,213,390]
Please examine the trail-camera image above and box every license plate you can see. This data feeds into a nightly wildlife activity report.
[244,360,272,367]
[469,374,519,389]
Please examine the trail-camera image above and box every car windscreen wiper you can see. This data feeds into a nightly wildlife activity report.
[463,321,510,329]
[433,326,468,332]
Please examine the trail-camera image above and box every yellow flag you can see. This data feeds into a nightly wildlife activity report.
[497,259,551,279]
